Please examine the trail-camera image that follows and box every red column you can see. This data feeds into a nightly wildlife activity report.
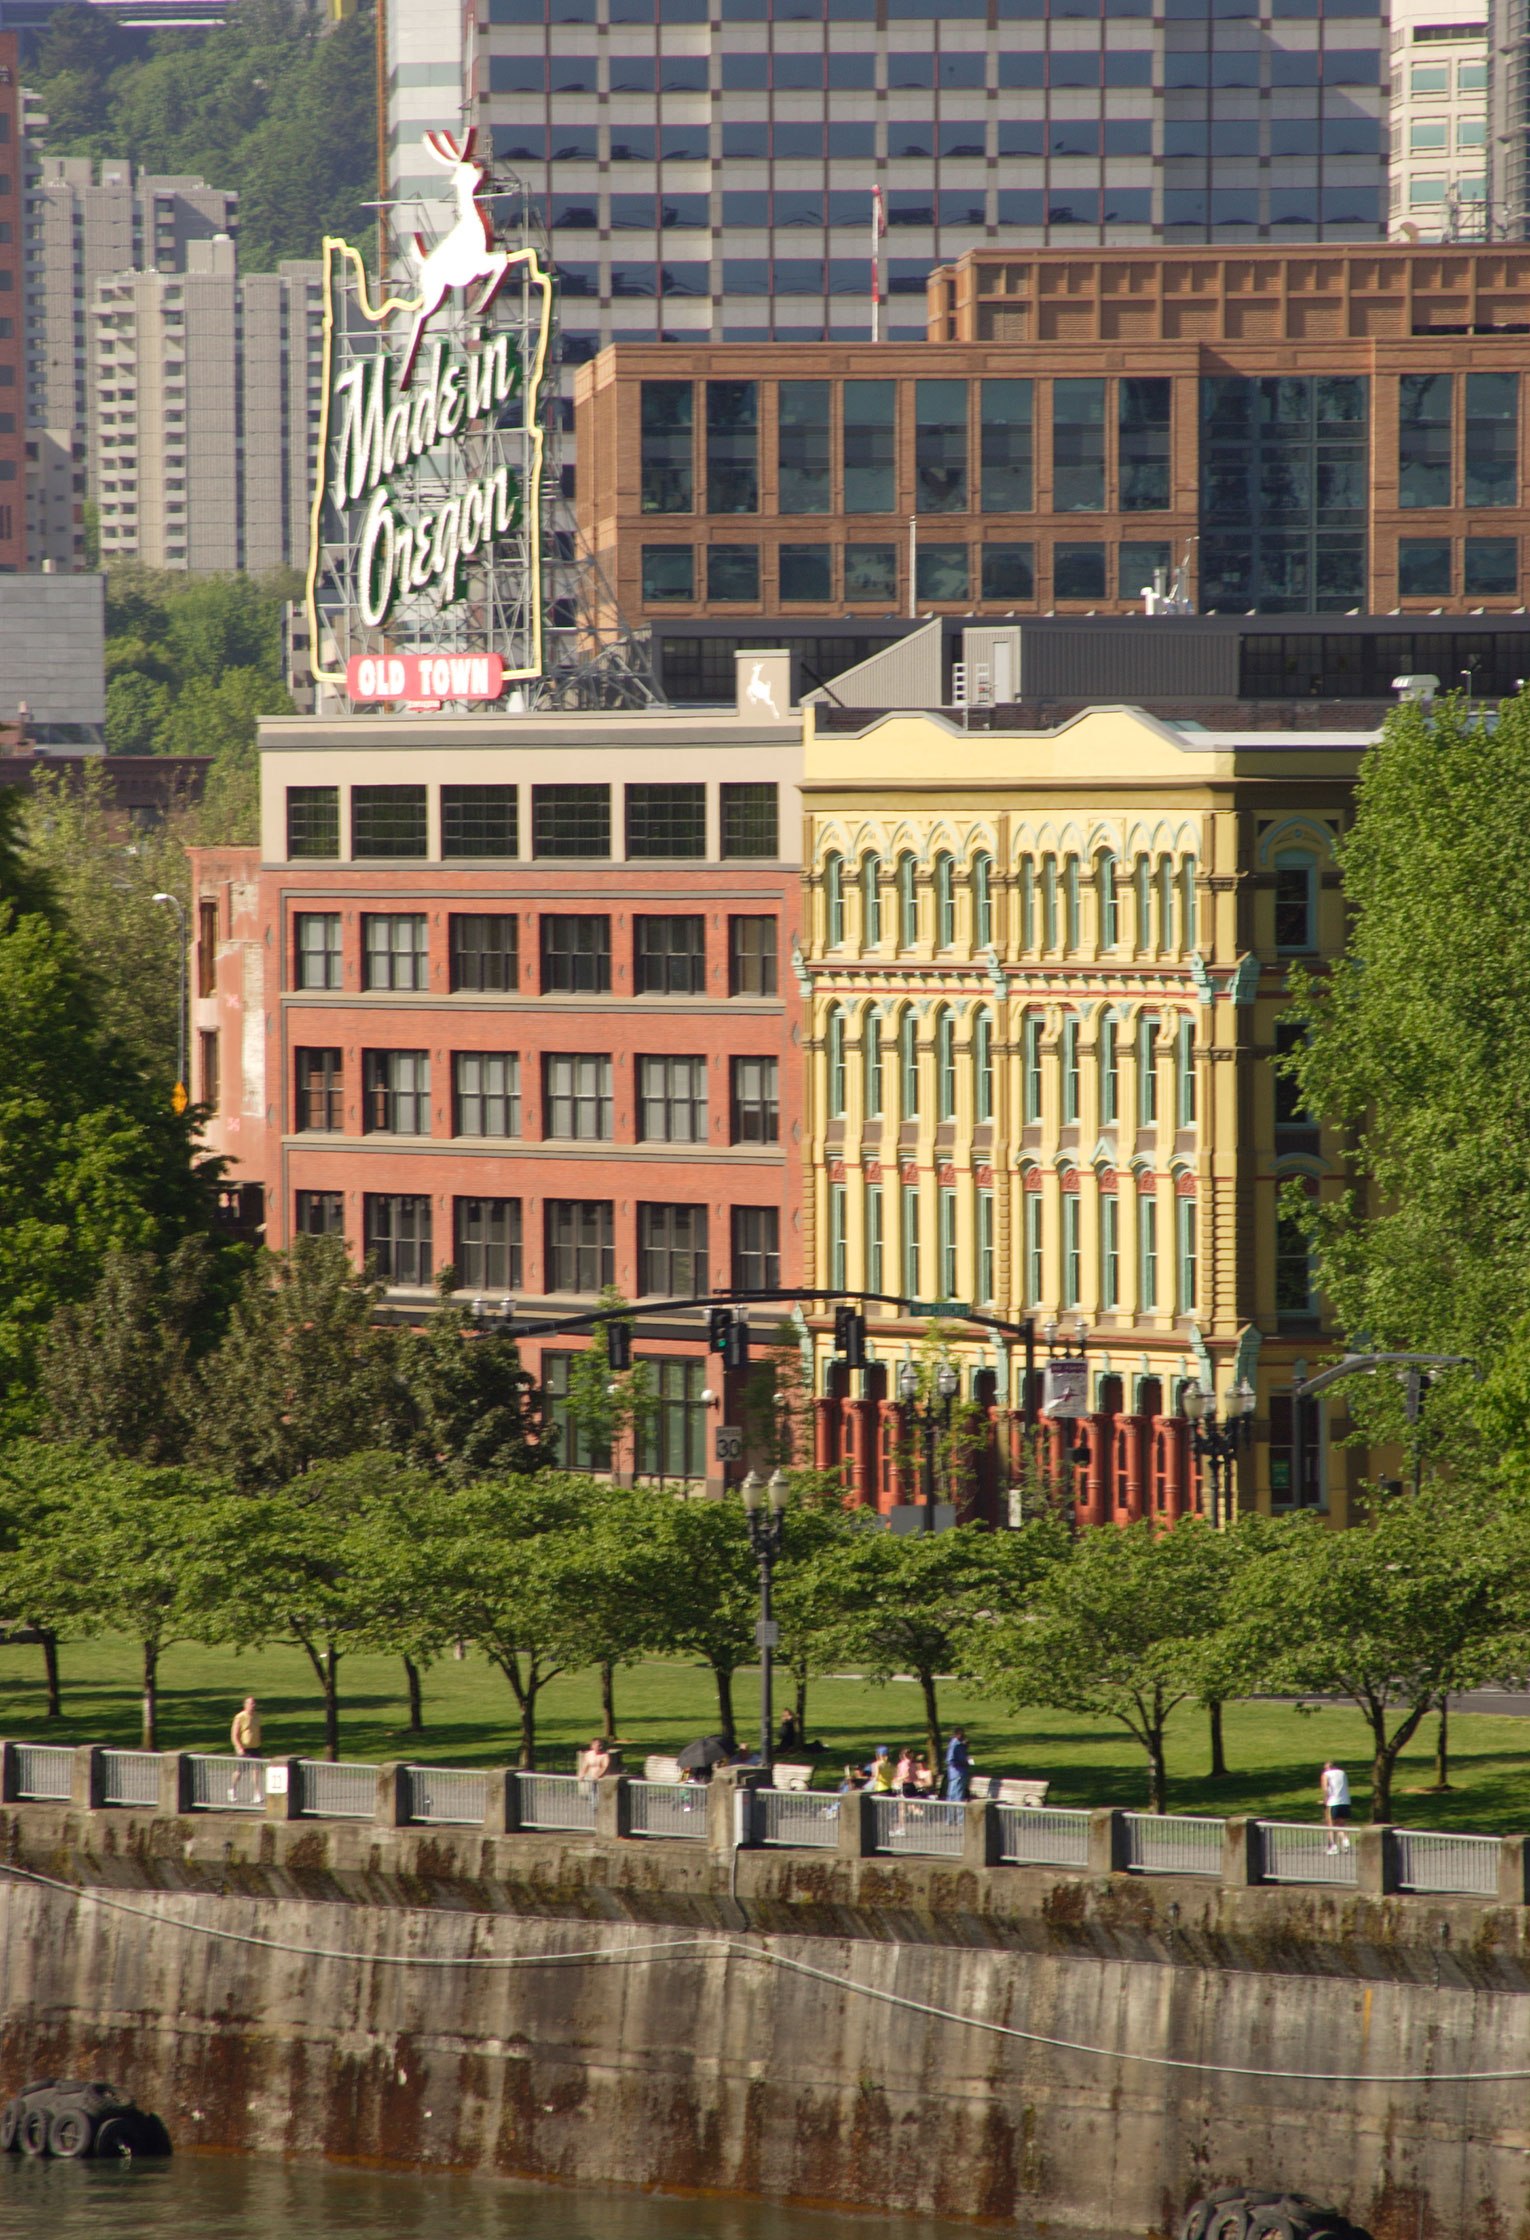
[1119,1417,1148,1522]
[813,1395,837,1471]
[1078,1415,1109,1529]
[846,1397,879,1508]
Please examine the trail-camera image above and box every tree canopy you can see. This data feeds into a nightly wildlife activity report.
[1285,690,1530,1453]
[31,1,376,271]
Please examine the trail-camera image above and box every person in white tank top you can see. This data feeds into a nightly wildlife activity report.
[1321,1759,1352,1852]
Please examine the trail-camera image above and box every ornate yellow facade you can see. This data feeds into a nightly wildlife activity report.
[799,703,1364,1526]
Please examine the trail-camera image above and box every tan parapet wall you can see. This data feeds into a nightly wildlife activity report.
[800,703,1366,1523]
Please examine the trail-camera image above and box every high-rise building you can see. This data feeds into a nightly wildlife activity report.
[19,128,239,568]
[383,0,465,227]
[1390,0,1487,239]
[90,239,324,574]
[0,35,24,572]
[442,0,1388,356]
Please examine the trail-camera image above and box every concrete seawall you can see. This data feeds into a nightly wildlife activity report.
[2,1800,1528,2238]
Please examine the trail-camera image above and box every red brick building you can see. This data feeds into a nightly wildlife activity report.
[189,704,804,1486]
[0,36,23,572]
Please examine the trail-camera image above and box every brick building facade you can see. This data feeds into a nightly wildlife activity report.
[578,243,1530,625]
[189,705,805,1487]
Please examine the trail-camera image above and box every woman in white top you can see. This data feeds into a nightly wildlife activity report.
[1320,1759,1352,1852]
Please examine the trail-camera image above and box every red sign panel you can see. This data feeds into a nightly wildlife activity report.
[346,652,505,703]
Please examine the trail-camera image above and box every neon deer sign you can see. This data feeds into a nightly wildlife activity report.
[400,128,510,388]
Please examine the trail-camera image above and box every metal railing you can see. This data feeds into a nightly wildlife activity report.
[628,1779,708,1839]
[407,1765,489,1826]
[1124,1811,1225,1876]
[188,1754,267,1811]
[998,1803,1091,1869]
[297,1760,377,1819]
[516,1771,597,1831]
[1256,1821,1359,1887]
[757,1786,840,1849]
[100,1750,163,1808]
[1394,1827,1501,1896]
[13,1744,73,1801]
[871,1795,966,1858]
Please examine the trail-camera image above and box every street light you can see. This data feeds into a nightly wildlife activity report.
[897,1361,960,1523]
[1182,1377,1256,1528]
[742,1467,790,1775]
[152,892,187,1113]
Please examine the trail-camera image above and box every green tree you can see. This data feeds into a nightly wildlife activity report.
[811,1518,1066,1781]
[20,759,195,1087]
[0,886,221,1417]
[1226,1489,1526,1823]
[190,1236,404,1489]
[966,1518,1233,1814]
[639,1493,761,1748]
[38,1238,228,1463]
[398,1271,553,1483]
[0,1444,223,1748]
[1284,691,1530,1452]
[32,3,377,270]
[0,1439,88,1717]
[354,1474,602,1766]
[105,670,172,756]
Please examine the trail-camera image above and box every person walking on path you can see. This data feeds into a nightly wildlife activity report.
[1321,1759,1352,1853]
[230,1698,261,1757]
[945,1726,972,1802]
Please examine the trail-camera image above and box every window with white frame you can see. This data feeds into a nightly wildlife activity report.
[1177,1016,1196,1126]
[1101,1016,1119,1123]
[897,853,918,949]
[935,852,955,947]
[1138,1191,1159,1310]
[1024,1189,1043,1306]
[939,1187,958,1300]
[899,1010,920,1118]
[1176,1193,1197,1312]
[1100,1192,1120,1309]
[1023,1014,1043,1123]
[825,851,845,946]
[1062,1016,1081,1123]
[830,1182,849,1292]
[975,1009,994,1122]
[936,1009,957,1121]
[867,1183,884,1295]
[977,1190,995,1304]
[861,852,881,947]
[1138,1015,1159,1124]
[828,1008,847,1118]
[902,1183,921,1297]
[1062,1191,1081,1309]
[974,852,993,948]
[864,1010,883,1118]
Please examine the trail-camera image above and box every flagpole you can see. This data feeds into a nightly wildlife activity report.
[870,184,885,345]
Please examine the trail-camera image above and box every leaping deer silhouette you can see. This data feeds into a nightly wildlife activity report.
[400,128,510,388]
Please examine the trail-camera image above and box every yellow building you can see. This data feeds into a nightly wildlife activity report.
[799,701,1364,1528]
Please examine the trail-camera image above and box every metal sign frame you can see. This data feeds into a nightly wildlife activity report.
[302,221,553,695]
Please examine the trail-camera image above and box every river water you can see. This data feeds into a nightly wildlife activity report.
[0,2154,974,2240]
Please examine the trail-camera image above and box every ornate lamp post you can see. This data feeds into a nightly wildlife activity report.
[1182,1378,1256,1528]
[898,1361,960,1522]
[741,1466,789,1774]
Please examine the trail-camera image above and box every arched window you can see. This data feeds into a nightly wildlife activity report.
[1176,1192,1198,1312]
[936,1008,957,1120]
[1177,1015,1196,1126]
[825,852,844,947]
[860,851,881,947]
[973,852,994,949]
[1134,855,1151,950]
[1100,1015,1119,1122]
[1064,855,1080,952]
[1023,1013,1043,1122]
[1062,1014,1081,1122]
[1138,1014,1159,1124]
[1018,855,1035,951]
[899,1009,920,1118]
[1097,851,1119,948]
[897,852,917,949]
[1276,1208,1315,1318]
[1042,855,1058,950]
[975,1008,994,1122]
[934,852,955,947]
[827,1006,847,1118]
[864,1009,883,1118]
[1180,855,1198,949]
[1275,851,1316,953]
[1155,855,1173,953]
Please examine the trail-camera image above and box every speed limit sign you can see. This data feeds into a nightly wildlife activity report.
[715,1426,744,1463]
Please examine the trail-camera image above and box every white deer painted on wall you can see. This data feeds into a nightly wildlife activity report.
[400,128,510,388]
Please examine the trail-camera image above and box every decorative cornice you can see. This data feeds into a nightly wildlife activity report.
[790,936,811,995]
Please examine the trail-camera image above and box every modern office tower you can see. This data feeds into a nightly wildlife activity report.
[1390,0,1487,238]
[91,239,324,574]
[383,0,466,236]
[19,129,239,567]
[450,0,1389,357]
[0,36,23,572]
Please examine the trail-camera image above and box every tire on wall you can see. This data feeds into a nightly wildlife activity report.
[1182,2189,1375,2240]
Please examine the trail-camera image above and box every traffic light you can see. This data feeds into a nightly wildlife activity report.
[723,1313,751,1370]
[834,1305,867,1369]
[607,1318,632,1372]
[708,1306,733,1354]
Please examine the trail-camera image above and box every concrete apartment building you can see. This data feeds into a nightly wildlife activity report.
[577,243,1530,623]
[189,700,805,1479]
[19,125,237,569]
[1389,0,1488,239]
[0,36,24,573]
[400,0,1392,364]
[91,239,324,573]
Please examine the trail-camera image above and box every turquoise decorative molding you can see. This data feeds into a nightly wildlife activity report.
[1229,953,1262,1006]
[983,944,1010,1001]
[1189,951,1216,1004]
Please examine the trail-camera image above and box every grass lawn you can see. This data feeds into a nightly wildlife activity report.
[2,1634,1528,1832]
